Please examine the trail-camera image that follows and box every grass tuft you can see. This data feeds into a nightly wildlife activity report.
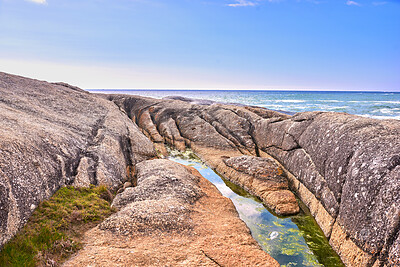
[0,185,115,267]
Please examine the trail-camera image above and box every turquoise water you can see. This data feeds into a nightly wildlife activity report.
[168,149,344,267]
[90,90,400,120]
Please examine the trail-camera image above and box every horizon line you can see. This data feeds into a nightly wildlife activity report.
[87,88,400,93]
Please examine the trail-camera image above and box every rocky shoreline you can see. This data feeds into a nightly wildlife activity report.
[107,93,400,266]
[1,72,399,266]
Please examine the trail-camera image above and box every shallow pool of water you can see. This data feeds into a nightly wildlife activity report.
[168,149,344,267]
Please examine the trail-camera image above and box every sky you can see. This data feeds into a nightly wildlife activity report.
[0,0,399,91]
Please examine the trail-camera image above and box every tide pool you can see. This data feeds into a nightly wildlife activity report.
[168,149,344,267]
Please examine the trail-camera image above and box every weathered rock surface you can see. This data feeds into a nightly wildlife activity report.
[0,72,156,248]
[223,155,299,215]
[108,94,400,266]
[64,159,279,266]
[2,71,399,266]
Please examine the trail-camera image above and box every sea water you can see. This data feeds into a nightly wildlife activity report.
[89,90,400,120]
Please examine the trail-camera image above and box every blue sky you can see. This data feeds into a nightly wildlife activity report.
[0,0,399,91]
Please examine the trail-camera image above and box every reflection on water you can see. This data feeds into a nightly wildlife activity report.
[168,149,344,267]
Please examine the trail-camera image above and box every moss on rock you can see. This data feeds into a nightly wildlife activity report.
[0,186,115,267]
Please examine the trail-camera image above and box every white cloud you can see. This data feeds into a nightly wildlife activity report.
[227,0,258,7]
[346,0,361,6]
[226,0,283,7]
[372,1,387,6]
[25,0,47,4]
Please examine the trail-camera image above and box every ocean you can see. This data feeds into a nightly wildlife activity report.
[89,90,400,120]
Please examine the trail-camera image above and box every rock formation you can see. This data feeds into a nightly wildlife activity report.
[107,94,300,215]
[0,72,156,248]
[108,94,400,267]
[223,155,299,215]
[1,71,399,266]
[0,72,278,266]
[64,159,279,266]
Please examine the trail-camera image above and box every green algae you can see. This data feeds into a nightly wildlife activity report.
[167,146,202,162]
[290,213,344,266]
[223,174,344,267]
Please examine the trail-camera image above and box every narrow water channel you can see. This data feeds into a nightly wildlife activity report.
[168,149,344,267]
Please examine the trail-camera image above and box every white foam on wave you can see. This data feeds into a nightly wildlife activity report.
[259,99,281,102]
[348,100,400,104]
[259,104,286,109]
[373,101,400,104]
[360,114,400,120]
[371,108,400,115]
[279,100,306,103]
[325,106,350,110]
[315,100,341,103]
[300,106,323,110]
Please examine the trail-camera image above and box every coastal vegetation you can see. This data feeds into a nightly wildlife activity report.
[0,186,114,267]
